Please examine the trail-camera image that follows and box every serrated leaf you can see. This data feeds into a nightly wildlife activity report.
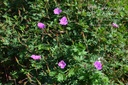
[74,56,84,62]
[68,68,75,77]
[57,73,64,82]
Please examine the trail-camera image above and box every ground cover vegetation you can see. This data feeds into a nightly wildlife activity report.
[0,0,128,85]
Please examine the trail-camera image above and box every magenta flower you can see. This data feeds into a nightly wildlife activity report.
[94,61,102,70]
[59,16,68,25]
[58,60,66,69]
[112,23,119,28]
[37,22,45,29]
[53,8,62,15]
[31,55,41,60]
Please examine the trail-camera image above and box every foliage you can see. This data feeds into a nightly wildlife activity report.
[0,0,128,85]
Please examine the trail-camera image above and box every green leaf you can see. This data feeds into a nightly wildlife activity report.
[74,56,84,62]
[57,73,64,82]
[49,71,56,77]
[123,65,128,73]
[68,68,75,77]
[66,27,72,30]
[37,44,50,50]
[117,80,124,85]
[78,76,84,80]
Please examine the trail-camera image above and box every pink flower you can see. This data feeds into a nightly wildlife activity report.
[112,23,119,28]
[37,22,45,29]
[53,8,62,15]
[59,16,68,25]
[31,55,41,60]
[58,60,66,69]
[94,61,102,70]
